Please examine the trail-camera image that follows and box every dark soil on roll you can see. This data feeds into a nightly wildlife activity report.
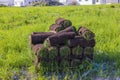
[32,44,43,55]
[49,24,63,32]
[55,18,65,25]
[88,39,96,47]
[59,26,76,33]
[30,32,54,45]
[67,36,85,48]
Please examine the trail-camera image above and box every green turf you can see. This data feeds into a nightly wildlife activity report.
[0,4,120,79]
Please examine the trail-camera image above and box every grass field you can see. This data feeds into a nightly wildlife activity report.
[0,4,120,80]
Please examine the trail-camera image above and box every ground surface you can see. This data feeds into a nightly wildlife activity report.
[0,4,120,80]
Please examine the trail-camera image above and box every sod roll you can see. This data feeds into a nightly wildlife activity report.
[82,30,95,40]
[62,20,72,28]
[49,61,58,72]
[71,59,81,68]
[37,47,58,73]
[88,39,96,47]
[60,46,70,58]
[45,32,76,47]
[32,32,48,34]
[67,36,87,48]
[78,27,95,40]
[43,35,59,47]
[40,60,58,73]
[59,26,76,33]
[39,61,51,74]
[56,18,72,28]
[72,46,83,55]
[84,47,94,59]
[48,47,58,59]
[55,18,65,25]
[57,32,76,46]
[32,44,43,55]
[30,32,55,45]
[49,24,64,32]
[60,59,69,71]
[57,32,76,41]
[37,46,48,58]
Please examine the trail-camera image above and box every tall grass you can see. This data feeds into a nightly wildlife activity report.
[0,4,120,79]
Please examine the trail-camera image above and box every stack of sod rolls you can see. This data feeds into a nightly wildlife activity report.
[77,27,95,60]
[29,18,95,73]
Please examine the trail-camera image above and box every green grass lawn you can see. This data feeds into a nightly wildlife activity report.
[0,4,120,80]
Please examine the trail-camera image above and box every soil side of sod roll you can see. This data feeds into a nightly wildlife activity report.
[78,27,95,40]
[46,32,76,47]
[44,35,59,47]
[32,44,43,55]
[59,26,76,33]
[88,39,96,47]
[49,24,64,32]
[67,36,87,48]
[30,32,55,45]
[78,26,90,35]
[55,18,65,25]
[57,32,76,40]
[55,18,72,28]
[82,30,95,40]
[62,20,72,28]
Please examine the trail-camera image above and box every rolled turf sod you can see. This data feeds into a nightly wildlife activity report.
[49,24,64,32]
[59,26,76,33]
[88,39,96,47]
[55,18,72,28]
[67,36,86,48]
[82,30,95,40]
[30,32,55,45]
[57,32,76,41]
[43,35,59,47]
[38,61,51,74]
[32,32,48,34]
[62,20,72,28]
[37,49,58,73]
[78,27,95,40]
[60,46,70,58]
[67,36,88,48]
[57,32,76,46]
[72,46,83,55]
[49,61,58,72]
[44,32,76,47]
[48,47,58,59]
[84,47,94,59]
[79,38,88,48]
[60,59,69,71]
[55,18,65,25]
[39,60,58,73]
[71,59,82,68]
[32,44,43,55]
[37,46,48,58]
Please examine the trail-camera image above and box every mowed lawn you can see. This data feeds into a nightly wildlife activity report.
[0,4,120,79]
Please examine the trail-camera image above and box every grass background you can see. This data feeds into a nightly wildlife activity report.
[0,4,120,79]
